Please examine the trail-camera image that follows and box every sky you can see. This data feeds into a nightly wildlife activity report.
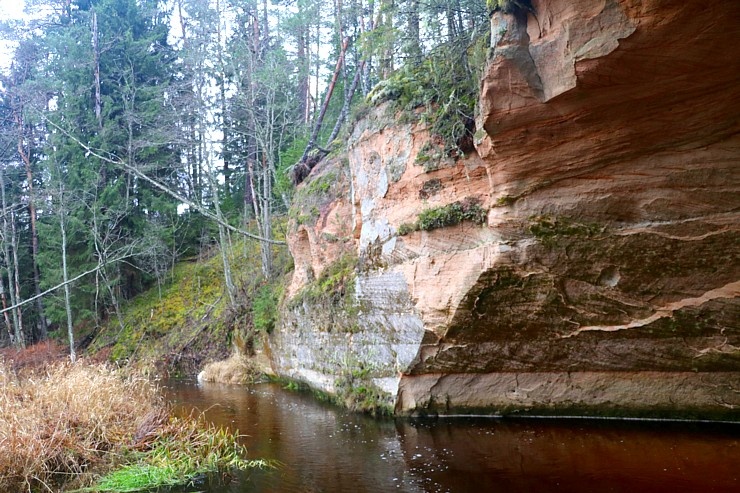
[0,0,25,19]
[0,0,27,71]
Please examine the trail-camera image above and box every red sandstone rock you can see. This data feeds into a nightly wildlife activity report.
[272,0,740,419]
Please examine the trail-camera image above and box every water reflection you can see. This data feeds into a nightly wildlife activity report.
[162,380,739,493]
[396,418,739,493]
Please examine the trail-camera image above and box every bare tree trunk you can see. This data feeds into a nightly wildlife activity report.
[90,209,125,334]
[326,61,364,146]
[407,0,422,64]
[16,112,47,340]
[360,0,376,95]
[244,165,254,216]
[380,0,394,77]
[10,210,24,349]
[215,0,231,198]
[0,278,12,344]
[1,169,22,348]
[4,242,22,348]
[246,157,272,278]
[208,164,237,307]
[59,188,75,362]
[260,156,273,278]
[103,268,125,333]
[51,158,76,361]
[296,24,310,125]
[92,10,102,129]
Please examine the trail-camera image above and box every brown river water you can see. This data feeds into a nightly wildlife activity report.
[161,379,739,493]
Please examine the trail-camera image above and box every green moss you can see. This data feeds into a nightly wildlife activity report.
[414,143,454,173]
[349,100,372,125]
[293,213,313,225]
[397,222,419,236]
[335,365,394,417]
[301,172,335,196]
[289,171,339,227]
[288,164,349,228]
[89,219,293,376]
[529,214,605,247]
[273,373,392,416]
[252,281,284,334]
[487,0,533,15]
[415,142,434,164]
[495,195,518,206]
[416,199,488,230]
[290,253,358,309]
[320,232,341,243]
[397,198,488,236]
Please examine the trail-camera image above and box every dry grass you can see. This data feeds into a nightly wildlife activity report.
[0,340,68,372]
[0,360,165,492]
[197,354,261,384]
[0,359,261,492]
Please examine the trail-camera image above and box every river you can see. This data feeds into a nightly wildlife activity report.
[161,379,739,493]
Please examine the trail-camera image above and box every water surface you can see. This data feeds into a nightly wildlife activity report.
[162,380,739,493]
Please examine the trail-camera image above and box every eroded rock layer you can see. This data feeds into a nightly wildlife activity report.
[270,0,740,419]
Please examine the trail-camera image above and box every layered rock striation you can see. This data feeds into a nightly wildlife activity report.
[269,0,740,418]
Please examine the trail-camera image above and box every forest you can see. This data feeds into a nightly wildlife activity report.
[0,0,492,356]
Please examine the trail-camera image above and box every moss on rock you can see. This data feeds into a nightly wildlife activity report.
[398,198,488,236]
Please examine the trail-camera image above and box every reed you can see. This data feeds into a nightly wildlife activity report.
[0,360,261,492]
[197,354,260,384]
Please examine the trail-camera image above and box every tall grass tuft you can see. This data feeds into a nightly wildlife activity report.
[91,416,268,493]
[0,361,263,492]
[197,354,261,384]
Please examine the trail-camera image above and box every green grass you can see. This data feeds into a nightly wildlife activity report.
[80,418,273,492]
[91,463,186,492]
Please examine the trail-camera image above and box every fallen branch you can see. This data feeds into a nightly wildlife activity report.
[292,37,350,185]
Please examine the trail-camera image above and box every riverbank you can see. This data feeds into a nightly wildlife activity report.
[0,354,259,492]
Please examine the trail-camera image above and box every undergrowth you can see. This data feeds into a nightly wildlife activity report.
[89,221,292,376]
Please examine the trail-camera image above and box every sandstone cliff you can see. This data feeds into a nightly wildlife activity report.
[269,0,740,419]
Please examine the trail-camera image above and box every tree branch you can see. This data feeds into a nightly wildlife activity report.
[41,114,286,245]
[0,255,130,316]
